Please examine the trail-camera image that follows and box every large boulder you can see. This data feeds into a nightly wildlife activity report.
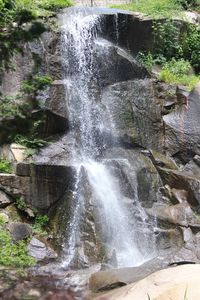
[94,264,200,300]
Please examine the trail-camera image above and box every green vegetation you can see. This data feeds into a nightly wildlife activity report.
[0,75,52,148]
[0,0,72,71]
[153,21,200,72]
[0,216,35,267]
[111,0,183,17]
[135,12,200,89]
[20,75,53,95]
[137,52,154,72]
[159,59,200,89]
[32,214,49,235]
[112,0,199,17]
[16,197,28,211]
[0,158,12,173]
[15,135,48,150]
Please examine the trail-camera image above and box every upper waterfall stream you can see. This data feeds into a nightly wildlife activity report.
[60,8,156,269]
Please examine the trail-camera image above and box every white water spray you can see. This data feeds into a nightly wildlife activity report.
[60,9,155,268]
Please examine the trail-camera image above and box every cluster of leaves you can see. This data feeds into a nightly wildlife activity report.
[0,216,35,267]
[0,158,12,173]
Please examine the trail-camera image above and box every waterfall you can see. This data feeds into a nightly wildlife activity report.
[60,9,155,269]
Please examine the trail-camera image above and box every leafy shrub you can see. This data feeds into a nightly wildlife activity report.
[0,159,12,174]
[153,19,182,61]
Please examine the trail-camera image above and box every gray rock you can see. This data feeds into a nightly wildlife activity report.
[158,167,200,206]
[28,237,57,261]
[0,162,76,212]
[147,202,200,227]
[163,83,200,161]
[8,222,32,241]
[89,258,169,292]
[101,79,164,150]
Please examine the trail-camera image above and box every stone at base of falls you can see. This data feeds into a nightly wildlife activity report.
[93,264,200,300]
[89,258,168,293]
[28,237,57,262]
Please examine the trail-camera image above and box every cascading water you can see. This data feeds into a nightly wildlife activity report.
[60,8,156,268]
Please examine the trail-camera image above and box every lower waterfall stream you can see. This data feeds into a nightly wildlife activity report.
[60,8,156,269]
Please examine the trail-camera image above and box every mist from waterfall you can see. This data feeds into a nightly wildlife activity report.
[60,9,156,268]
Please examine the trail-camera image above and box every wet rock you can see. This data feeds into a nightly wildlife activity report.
[94,40,148,87]
[101,79,164,150]
[46,80,69,120]
[28,237,57,261]
[89,258,168,292]
[8,222,32,242]
[0,190,13,208]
